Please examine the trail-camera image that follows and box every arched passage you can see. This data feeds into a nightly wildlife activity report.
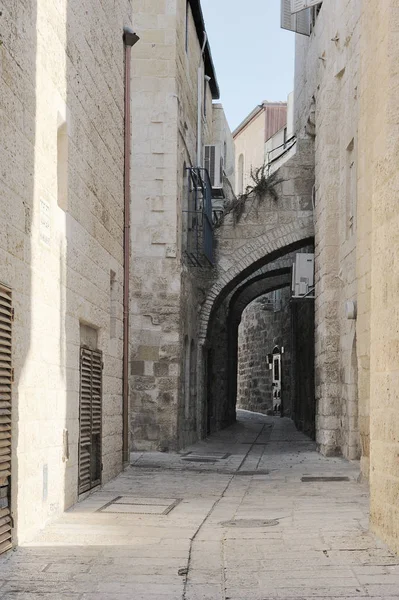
[199,217,314,341]
[199,230,315,439]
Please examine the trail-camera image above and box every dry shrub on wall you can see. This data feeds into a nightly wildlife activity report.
[215,165,282,229]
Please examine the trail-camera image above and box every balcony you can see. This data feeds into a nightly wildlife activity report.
[183,167,214,267]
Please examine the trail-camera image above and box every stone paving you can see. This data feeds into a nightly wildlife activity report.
[1,410,398,599]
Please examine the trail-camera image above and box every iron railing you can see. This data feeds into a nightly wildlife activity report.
[183,167,214,266]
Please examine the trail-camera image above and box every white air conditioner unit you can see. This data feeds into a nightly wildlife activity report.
[204,145,223,189]
[292,253,315,298]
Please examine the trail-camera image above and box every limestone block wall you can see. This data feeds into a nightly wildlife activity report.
[359,0,399,555]
[294,0,361,459]
[176,0,220,448]
[130,0,181,452]
[1,0,131,543]
[237,289,292,415]
[130,0,222,450]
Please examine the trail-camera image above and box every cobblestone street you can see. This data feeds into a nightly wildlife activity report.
[0,411,398,600]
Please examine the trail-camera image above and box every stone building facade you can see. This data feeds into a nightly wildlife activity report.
[234,102,287,194]
[292,0,361,461]
[129,0,234,451]
[0,0,133,547]
[286,0,399,553]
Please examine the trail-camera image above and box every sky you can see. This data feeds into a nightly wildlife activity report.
[201,0,295,131]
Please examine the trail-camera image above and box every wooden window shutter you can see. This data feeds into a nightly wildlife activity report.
[281,0,311,36]
[79,347,102,495]
[291,0,322,14]
[0,286,13,555]
[291,0,307,13]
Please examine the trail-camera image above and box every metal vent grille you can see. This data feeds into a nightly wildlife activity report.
[0,286,13,555]
[79,347,102,495]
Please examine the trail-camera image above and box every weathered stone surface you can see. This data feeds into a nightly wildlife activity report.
[1,0,131,543]
[129,1,235,452]
[294,1,361,462]
[0,411,395,599]
[237,289,292,416]
[293,0,399,555]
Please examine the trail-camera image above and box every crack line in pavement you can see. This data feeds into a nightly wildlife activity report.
[182,421,271,600]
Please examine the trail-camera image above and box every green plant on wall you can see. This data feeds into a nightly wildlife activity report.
[215,165,282,228]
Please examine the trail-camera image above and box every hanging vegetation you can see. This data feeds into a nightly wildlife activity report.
[214,166,283,228]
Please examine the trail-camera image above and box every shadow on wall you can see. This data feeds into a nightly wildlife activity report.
[63,0,128,512]
[2,0,37,547]
[291,299,315,440]
[53,0,134,516]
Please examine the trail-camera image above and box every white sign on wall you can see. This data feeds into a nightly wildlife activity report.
[39,198,51,246]
[291,0,321,14]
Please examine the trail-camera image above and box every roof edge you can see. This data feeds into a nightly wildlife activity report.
[233,105,265,138]
[189,0,220,100]
[233,101,288,138]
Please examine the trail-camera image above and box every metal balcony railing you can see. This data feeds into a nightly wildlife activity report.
[183,167,214,267]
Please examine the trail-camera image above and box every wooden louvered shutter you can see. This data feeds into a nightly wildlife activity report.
[79,347,102,495]
[291,0,321,13]
[0,286,13,555]
[281,0,311,36]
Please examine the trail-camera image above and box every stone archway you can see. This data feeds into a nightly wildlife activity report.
[195,140,316,435]
[198,230,315,436]
[199,217,314,341]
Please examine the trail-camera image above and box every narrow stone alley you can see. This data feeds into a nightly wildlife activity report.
[0,411,398,600]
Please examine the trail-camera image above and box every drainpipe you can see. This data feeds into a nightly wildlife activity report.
[197,32,207,166]
[122,26,139,464]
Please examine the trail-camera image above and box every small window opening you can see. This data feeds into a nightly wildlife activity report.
[310,3,323,31]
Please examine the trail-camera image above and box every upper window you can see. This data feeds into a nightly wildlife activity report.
[310,3,322,31]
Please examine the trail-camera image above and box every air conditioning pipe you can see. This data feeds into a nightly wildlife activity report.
[122,26,139,464]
